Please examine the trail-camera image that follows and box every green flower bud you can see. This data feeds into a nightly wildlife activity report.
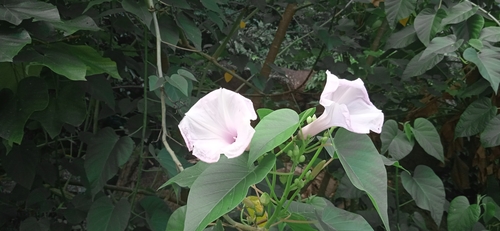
[259,193,271,206]
[299,155,306,163]
[293,145,300,157]
[243,197,255,209]
[287,150,293,157]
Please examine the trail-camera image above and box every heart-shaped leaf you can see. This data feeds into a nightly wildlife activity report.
[384,25,418,49]
[402,50,444,79]
[87,197,131,231]
[447,196,480,231]
[411,118,444,163]
[380,120,414,160]
[455,97,497,137]
[184,154,275,231]
[414,8,447,46]
[480,115,500,148]
[442,1,477,25]
[332,128,389,230]
[401,165,445,226]
[463,48,500,94]
[420,35,463,60]
[249,108,299,165]
[0,29,31,62]
[384,0,417,29]
[479,26,500,43]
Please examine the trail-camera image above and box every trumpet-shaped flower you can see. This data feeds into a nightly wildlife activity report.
[300,71,384,139]
[178,88,257,163]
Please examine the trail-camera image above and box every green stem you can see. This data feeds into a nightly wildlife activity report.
[264,162,297,229]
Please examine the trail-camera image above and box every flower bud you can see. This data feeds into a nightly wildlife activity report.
[287,150,293,157]
[299,155,306,163]
[293,145,300,157]
[243,197,255,209]
[259,193,271,206]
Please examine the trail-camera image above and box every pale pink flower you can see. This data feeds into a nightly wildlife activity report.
[178,88,257,163]
[300,71,384,139]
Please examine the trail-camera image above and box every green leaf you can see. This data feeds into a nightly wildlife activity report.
[384,25,418,49]
[468,39,484,50]
[0,77,49,144]
[0,29,31,62]
[86,75,116,108]
[20,217,50,231]
[384,0,417,29]
[411,118,444,163]
[31,83,86,138]
[479,27,500,43]
[87,197,131,231]
[332,128,389,230]
[414,8,447,46]
[148,75,165,91]
[455,97,497,138]
[452,14,484,41]
[420,35,463,60]
[140,196,171,231]
[152,15,180,49]
[159,161,209,189]
[442,1,477,25]
[480,115,500,148]
[84,128,134,195]
[17,49,87,81]
[401,165,446,226]
[0,0,61,25]
[184,154,275,231]
[201,0,222,14]
[1,142,39,189]
[249,109,299,165]
[166,206,187,231]
[380,120,414,160]
[402,50,444,79]
[121,0,152,26]
[482,197,500,223]
[51,15,101,36]
[448,196,480,231]
[463,48,500,93]
[177,69,197,81]
[168,74,189,96]
[157,148,192,178]
[162,0,191,9]
[84,0,112,13]
[177,13,202,50]
[256,108,274,120]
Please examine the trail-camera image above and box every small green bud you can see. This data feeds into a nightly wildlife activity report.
[299,155,306,163]
[293,145,300,157]
[259,193,271,206]
[305,170,312,180]
[320,136,328,143]
[287,150,293,157]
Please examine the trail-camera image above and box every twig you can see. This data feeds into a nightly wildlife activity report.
[148,0,184,172]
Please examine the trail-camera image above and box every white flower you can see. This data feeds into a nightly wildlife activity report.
[300,71,384,138]
[178,88,257,163]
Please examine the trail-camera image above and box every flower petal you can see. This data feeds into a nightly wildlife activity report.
[178,88,257,163]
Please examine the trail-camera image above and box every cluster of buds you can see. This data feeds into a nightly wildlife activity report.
[286,144,305,163]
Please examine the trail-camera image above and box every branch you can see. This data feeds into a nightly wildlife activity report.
[148,0,184,172]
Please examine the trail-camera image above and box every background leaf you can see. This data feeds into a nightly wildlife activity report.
[401,165,446,226]
[414,8,447,46]
[184,154,275,231]
[384,0,417,29]
[420,35,463,60]
[0,30,31,62]
[463,48,500,93]
[332,128,389,230]
[0,0,61,25]
[452,14,484,41]
[455,97,497,137]
[177,13,202,50]
[479,26,500,43]
[480,115,500,148]
[441,1,477,25]
[402,50,444,79]
[384,25,418,49]
[87,197,131,231]
[380,120,414,160]
[411,118,444,163]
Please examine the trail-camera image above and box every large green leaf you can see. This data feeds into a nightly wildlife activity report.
[0,77,49,144]
[401,165,445,226]
[153,15,180,48]
[168,74,189,96]
[31,83,86,138]
[184,154,275,231]
[84,128,134,195]
[441,1,477,25]
[384,25,418,49]
[87,197,131,231]
[0,29,31,62]
[380,120,414,160]
[455,97,497,138]
[158,160,209,189]
[177,12,202,50]
[463,48,500,93]
[157,148,192,178]
[19,217,49,231]
[51,15,101,36]
[420,35,463,60]
[411,118,444,163]
[83,0,112,13]
[121,0,152,26]
[482,196,500,223]
[16,49,87,81]
[249,108,299,165]
[288,197,372,231]
[480,115,500,148]
[447,196,480,231]
[452,14,484,41]
[1,142,39,189]
[384,0,416,29]
[332,128,389,230]
[0,0,60,25]
[479,26,500,43]
[201,0,222,14]
[402,50,444,79]
[414,8,447,46]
